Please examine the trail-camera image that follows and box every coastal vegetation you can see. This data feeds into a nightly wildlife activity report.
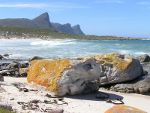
[0,26,136,40]
[0,107,14,113]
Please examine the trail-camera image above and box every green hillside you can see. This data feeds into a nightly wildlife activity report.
[0,26,137,40]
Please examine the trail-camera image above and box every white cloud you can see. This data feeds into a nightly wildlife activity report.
[0,2,89,9]
[0,3,48,8]
[95,0,124,4]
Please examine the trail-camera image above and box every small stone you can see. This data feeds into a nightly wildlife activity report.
[47,109,64,113]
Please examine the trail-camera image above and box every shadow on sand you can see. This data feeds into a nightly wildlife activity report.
[66,91,124,104]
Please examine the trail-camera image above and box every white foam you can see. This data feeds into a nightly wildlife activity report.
[118,50,131,54]
[30,39,76,47]
[134,52,148,55]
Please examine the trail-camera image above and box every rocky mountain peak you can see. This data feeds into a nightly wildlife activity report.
[33,12,52,28]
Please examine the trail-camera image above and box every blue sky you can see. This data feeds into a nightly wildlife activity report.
[0,0,150,37]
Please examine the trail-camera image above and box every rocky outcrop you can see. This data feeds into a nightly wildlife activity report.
[108,75,150,94]
[51,23,84,35]
[105,105,146,113]
[93,53,143,85]
[0,60,29,77]
[33,12,52,29]
[27,59,101,96]
[27,53,143,96]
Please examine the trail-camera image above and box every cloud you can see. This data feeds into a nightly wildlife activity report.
[0,2,89,9]
[95,0,124,4]
[0,3,48,8]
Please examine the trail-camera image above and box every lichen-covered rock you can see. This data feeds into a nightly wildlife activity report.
[109,75,150,94]
[93,53,143,85]
[104,105,146,113]
[27,59,101,96]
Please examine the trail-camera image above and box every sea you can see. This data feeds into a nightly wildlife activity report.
[0,38,150,59]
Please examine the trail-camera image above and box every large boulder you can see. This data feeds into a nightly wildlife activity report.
[93,53,143,85]
[27,59,101,96]
[27,53,143,96]
[105,105,146,113]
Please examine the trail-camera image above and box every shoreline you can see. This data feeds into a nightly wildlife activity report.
[0,34,145,40]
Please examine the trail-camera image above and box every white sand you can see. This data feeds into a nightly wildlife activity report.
[0,77,150,113]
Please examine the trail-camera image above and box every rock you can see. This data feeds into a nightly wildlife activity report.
[137,54,150,62]
[109,75,150,94]
[27,53,143,96]
[48,109,64,113]
[3,54,9,57]
[0,55,4,60]
[30,56,44,61]
[94,53,143,85]
[19,68,28,77]
[104,105,146,113]
[142,62,150,74]
[0,74,4,81]
[6,62,20,69]
[27,59,101,96]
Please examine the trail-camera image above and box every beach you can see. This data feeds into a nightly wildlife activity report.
[0,76,150,113]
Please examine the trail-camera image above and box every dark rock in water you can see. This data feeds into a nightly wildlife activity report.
[109,75,150,94]
[0,55,4,60]
[30,56,44,61]
[3,54,9,57]
[137,54,150,62]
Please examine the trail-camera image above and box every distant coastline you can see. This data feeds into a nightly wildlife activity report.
[0,26,143,40]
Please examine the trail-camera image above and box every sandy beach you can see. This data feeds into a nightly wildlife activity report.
[0,76,149,113]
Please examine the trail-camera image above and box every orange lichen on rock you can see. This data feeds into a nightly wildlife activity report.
[27,59,71,92]
[94,53,133,71]
[105,105,146,113]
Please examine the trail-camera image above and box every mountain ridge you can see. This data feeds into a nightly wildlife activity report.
[0,12,84,35]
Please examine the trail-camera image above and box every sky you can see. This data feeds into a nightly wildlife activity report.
[0,0,150,37]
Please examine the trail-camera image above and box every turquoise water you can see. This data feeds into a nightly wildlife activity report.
[0,39,150,59]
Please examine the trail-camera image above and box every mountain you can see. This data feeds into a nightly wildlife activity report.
[0,12,84,35]
[51,23,84,35]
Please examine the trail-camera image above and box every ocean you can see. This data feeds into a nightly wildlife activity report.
[0,38,150,59]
